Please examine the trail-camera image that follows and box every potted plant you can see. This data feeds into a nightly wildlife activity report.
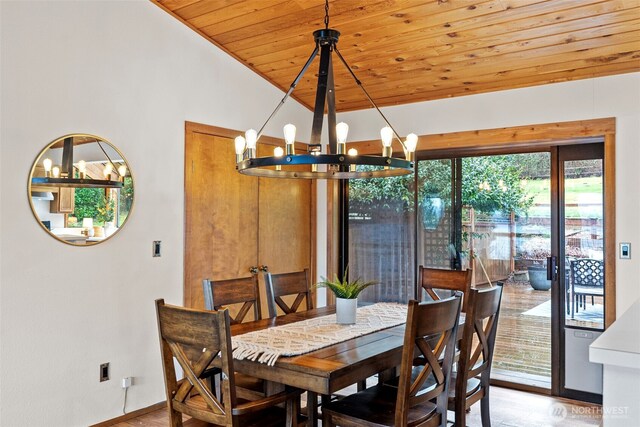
[316,269,377,325]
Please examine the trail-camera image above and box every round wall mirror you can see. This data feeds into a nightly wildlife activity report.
[28,134,134,246]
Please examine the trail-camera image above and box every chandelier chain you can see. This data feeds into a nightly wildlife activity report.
[324,0,329,29]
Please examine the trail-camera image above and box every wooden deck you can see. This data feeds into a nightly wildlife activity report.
[493,279,552,388]
[492,278,605,388]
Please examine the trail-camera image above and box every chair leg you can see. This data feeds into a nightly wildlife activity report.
[356,380,366,391]
[480,391,492,427]
[454,397,466,427]
[167,403,183,427]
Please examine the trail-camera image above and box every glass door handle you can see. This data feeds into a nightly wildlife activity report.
[547,256,557,281]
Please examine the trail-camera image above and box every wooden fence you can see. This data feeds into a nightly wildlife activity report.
[349,206,602,303]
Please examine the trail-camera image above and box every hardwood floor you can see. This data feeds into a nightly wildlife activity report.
[113,386,601,426]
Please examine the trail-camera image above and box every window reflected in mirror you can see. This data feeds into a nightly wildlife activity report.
[28,134,134,246]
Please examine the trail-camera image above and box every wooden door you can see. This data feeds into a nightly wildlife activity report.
[185,130,258,309]
[257,144,313,314]
[185,123,314,312]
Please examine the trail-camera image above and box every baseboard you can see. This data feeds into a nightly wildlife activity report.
[90,401,166,427]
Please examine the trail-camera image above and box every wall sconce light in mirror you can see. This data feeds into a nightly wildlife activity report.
[28,134,134,246]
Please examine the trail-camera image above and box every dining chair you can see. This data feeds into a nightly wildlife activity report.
[449,283,503,427]
[202,276,262,324]
[570,258,604,317]
[322,294,463,427]
[155,299,303,427]
[264,269,313,318]
[418,266,473,312]
[202,276,265,400]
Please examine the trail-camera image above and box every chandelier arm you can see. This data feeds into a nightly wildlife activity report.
[256,45,319,140]
[333,46,407,150]
[96,140,123,178]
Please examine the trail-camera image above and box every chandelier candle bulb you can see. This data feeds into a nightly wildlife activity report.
[103,163,113,179]
[43,158,53,177]
[118,165,127,182]
[52,166,60,178]
[234,136,246,162]
[404,133,418,161]
[348,148,358,171]
[336,122,349,154]
[77,160,86,179]
[381,127,394,158]
[283,124,296,155]
[273,146,284,171]
[245,129,257,159]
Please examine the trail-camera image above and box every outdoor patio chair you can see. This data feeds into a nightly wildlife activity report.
[570,258,604,317]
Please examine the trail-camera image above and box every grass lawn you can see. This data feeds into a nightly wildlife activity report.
[523,177,603,218]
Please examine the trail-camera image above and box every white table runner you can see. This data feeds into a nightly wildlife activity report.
[231,303,407,366]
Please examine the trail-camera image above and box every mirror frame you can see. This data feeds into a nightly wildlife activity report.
[28,133,135,246]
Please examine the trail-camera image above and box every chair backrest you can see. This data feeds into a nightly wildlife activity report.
[395,294,462,427]
[455,284,503,406]
[418,266,473,312]
[202,276,261,324]
[155,299,237,426]
[264,269,313,318]
[570,259,604,288]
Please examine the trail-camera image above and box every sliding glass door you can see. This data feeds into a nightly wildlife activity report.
[346,142,608,403]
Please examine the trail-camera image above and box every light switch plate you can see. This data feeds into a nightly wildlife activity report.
[153,241,161,257]
[620,242,631,259]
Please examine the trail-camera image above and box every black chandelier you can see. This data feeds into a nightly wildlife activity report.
[235,0,417,179]
[31,136,124,189]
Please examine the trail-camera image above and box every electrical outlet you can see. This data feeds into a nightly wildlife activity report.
[153,241,161,257]
[122,377,132,388]
[100,363,110,382]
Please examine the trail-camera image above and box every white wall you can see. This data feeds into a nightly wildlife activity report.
[340,73,640,316]
[0,1,310,426]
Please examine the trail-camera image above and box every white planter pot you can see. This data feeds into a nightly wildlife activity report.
[336,297,357,325]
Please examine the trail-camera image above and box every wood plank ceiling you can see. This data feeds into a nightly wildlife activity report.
[154,0,640,111]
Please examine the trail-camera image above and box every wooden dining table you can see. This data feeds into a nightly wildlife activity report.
[229,305,407,426]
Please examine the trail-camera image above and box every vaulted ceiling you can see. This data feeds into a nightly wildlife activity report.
[153,0,640,111]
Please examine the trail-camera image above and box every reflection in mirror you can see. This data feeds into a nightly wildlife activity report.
[28,134,134,246]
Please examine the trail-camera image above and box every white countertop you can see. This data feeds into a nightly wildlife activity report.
[590,298,640,369]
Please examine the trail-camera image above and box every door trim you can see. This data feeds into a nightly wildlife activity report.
[343,118,616,399]
[348,118,616,325]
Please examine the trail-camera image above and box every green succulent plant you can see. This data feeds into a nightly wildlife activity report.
[315,267,378,299]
